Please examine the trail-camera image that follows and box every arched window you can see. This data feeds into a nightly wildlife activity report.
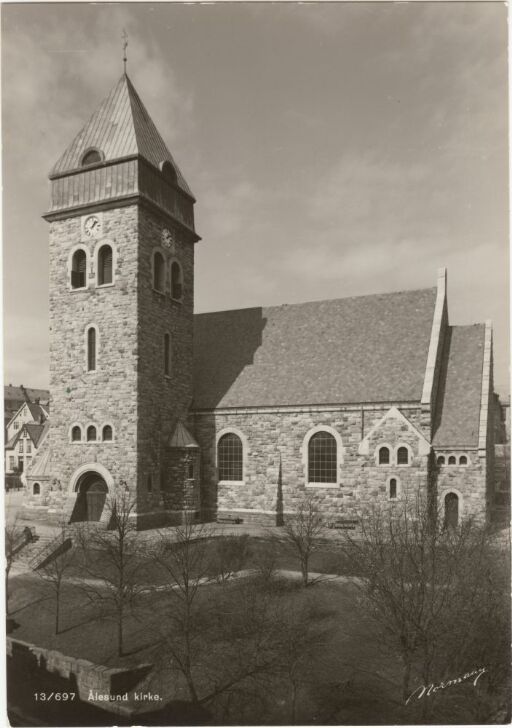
[389,478,397,500]
[397,446,409,465]
[153,251,165,292]
[87,425,97,442]
[160,160,177,184]
[102,425,113,442]
[71,249,87,289]
[437,455,445,466]
[171,261,183,301]
[448,455,456,465]
[98,244,113,285]
[87,327,96,371]
[378,446,390,465]
[459,455,468,466]
[71,425,82,442]
[164,333,172,376]
[33,482,40,496]
[308,431,337,483]
[218,433,243,482]
[82,149,102,166]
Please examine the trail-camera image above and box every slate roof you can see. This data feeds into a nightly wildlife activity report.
[26,402,48,423]
[193,288,437,409]
[432,325,485,448]
[25,422,50,448]
[169,421,199,448]
[50,74,193,198]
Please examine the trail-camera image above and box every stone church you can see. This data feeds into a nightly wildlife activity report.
[23,73,496,530]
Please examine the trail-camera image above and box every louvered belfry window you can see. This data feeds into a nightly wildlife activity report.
[71,249,86,288]
[308,431,337,483]
[171,261,183,300]
[218,433,243,481]
[153,252,165,292]
[98,245,113,285]
[87,327,96,371]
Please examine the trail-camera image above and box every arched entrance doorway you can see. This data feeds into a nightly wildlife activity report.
[444,492,459,529]
[70,471,108,522]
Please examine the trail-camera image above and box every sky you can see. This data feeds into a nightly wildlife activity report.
[2,2,509,396]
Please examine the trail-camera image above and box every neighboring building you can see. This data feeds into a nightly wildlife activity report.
[4,385,49,432]
[23,72,499,529]
[5,398,49,474]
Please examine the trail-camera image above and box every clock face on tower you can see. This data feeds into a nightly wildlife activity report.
[83,215,102,238]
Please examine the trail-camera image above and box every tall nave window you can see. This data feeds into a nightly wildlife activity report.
[218,433,243,482]
[307,431,337,483]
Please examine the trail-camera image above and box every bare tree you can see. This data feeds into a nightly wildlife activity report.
[5,517,27,614]
[279,496,325,586]
[35,521,75,634]
[75,487,146,656]
[342,495,509,721]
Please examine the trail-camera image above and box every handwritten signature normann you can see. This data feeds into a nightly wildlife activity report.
[405,667,487,705]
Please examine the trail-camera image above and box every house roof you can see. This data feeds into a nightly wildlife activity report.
[50,74,193,198]
[193,287,437,409]
[26,402,48,423]
[25,421,50,448]
[432,325,485,448]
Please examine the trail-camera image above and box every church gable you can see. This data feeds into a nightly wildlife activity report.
[358,406,431,458]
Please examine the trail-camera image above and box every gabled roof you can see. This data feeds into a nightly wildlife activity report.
[24,421,50,448]
[26,402,48,423]
[432,325,485,447]
[193,287,437,409]
[50,73,193,198]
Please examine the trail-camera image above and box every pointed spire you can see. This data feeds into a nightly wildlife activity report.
[50,74,193,198]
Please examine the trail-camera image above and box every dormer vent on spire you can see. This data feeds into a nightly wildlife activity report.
[44,73,198,240]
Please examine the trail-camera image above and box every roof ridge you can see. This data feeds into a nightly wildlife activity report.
[195,286,437,318]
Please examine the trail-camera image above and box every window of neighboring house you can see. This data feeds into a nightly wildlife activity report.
[87,425,97,442]
[102,425,113,441]
[71,425,82,442]
[9,457,15,471]
[98,244,113,285]
[33,483,40,495]
[397,446,409,465]
[389,478,398,500]
[164,333,172,376]
[87,327,97,371]
[218,433,243,482]
[153,251,165,292]
[18,459,24,473]
[171,261,183,301]
[71,249,87,289]
[448,455,457,465]
[18,441,24,453]
[378,446,390,465]
[13,422,19,430]
[307,431,337,484]
[437,455,445,466]
[26,442,32,454]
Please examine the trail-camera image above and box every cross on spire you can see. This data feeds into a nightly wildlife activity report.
[122,29,128,73]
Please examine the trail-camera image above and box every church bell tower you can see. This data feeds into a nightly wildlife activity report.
[44,72,200,528]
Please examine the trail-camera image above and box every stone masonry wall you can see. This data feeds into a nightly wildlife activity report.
[48,206,140,517]
[434,450,486,523]
[193,405,430,525]
[136,203,195,523]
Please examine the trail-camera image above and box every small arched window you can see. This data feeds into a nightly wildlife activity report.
[164,333,172,376]
[33,482,40,496]
[161,160,177,184]
[378,446,390,465]
[98,244,113,286]
[389,478,397,500]
[153,251,165,292]
[171,261,183,301]
[87,425,97,442]
[448,455,457,465]
[437,455,445,466]
[71,425,82,442]
[218,433,243,482]
[87,327,96,371]
[397,446,409,465]
[102,425,113,442]
[459,455,468,466]
[82,149,102,166]
[71,249,87,289]
[187,461,195,479]
[308,431,337,483]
